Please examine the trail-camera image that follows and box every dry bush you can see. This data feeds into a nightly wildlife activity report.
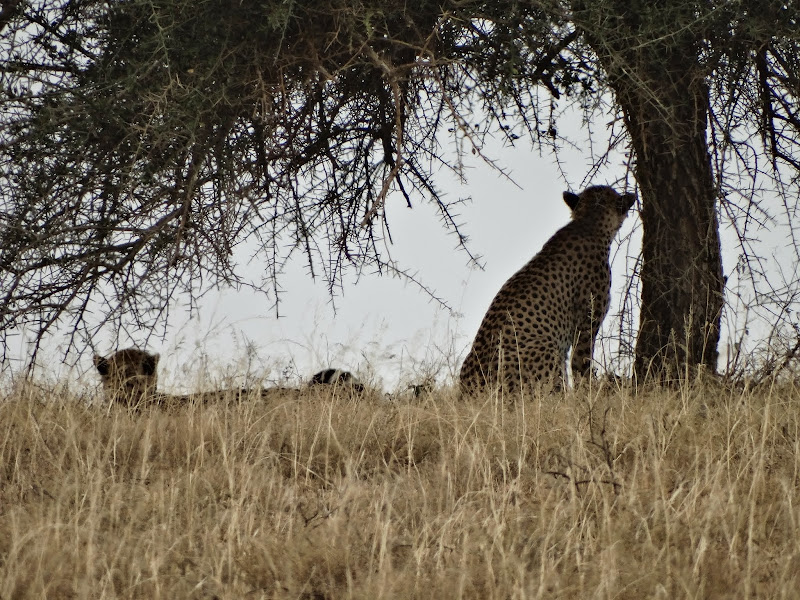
[1,379,799,599]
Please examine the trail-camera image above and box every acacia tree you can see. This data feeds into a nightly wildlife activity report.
[1,0,798,379]
[573,2,728,378]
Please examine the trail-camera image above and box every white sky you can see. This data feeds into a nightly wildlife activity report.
[5,106,797,394]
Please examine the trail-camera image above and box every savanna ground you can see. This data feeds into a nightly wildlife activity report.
[1,376,799,599]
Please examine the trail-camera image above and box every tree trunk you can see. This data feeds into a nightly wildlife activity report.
[579,5,726,381]
[620,77,724,381]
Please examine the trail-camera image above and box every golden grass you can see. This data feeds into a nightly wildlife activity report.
[2,380,800,599]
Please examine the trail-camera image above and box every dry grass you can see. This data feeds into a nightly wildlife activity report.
[2,379,800,599]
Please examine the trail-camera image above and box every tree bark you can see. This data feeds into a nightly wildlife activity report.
[620,77,724,380]
[579,5,726,381]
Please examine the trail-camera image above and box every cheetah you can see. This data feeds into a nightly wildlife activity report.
[93,348,274,407]
[94,348,363,407]
[310,368,365,393]
[93,348,160,407]
[459,185,636,394]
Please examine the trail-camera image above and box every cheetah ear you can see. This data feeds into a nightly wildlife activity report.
[93,354,110,376]
[141,353,159,375]
[563,191,580,211]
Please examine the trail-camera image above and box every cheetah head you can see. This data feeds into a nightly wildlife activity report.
[94,348,159,407]
[563,185,636,224]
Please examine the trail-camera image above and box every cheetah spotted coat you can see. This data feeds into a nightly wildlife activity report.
[459,185,635,394]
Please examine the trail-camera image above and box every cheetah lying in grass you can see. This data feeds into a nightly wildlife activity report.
[94,348,364,408]
[309,368,365,393]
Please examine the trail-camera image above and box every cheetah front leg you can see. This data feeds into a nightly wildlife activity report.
[571,289,608,384]
[570,321,600,382]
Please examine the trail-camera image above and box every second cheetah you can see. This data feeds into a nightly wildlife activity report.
[94,348,364,407]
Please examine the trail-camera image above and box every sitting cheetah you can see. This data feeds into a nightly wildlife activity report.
[459,185,636,394]
[93,348,160,407]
